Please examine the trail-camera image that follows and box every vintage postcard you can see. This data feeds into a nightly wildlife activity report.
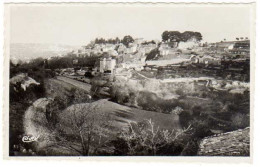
[3,1,256,162]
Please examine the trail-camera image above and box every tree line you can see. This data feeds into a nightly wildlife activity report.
[92,31,203,48]
[161,31,203,46]
[93,35,134,47]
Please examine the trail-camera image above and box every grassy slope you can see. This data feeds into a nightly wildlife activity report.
[22,79,182,155]
[78,99,181,132]
[48,78,181,132]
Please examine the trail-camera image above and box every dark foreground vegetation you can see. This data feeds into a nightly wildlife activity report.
[9,56,250,156]
[109,83,249,155]
[9,61,55,155]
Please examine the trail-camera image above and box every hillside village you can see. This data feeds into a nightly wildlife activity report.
[9,32,250,156]
[49,35,249,82]
[6,0,256,158]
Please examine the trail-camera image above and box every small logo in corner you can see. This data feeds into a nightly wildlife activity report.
[22,135,39,143]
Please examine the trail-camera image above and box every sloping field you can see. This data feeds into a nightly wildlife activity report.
[74,99,181,132]
[24,98,181,155]
[47,76,181,131]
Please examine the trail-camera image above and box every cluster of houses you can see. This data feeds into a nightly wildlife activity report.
[74,38,158,58]
[189,39,250,66]
[66,37,250,76]
[207,40,250,57]
[71,38,160,74]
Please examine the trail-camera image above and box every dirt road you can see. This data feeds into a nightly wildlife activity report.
[56,76,91,92]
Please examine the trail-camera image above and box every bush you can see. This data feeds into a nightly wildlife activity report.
[231,113,249,129]
[145,48,160,61]
[179,110,192,128]
[111,119,192,155]
[138,91,182,113]
[190,118,212,138]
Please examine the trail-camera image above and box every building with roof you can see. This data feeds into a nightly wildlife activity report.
[215,40,250,56]
[117,44,127,54]
[99,57,116,73]
[228,40,250,57]
[101,44,116,52]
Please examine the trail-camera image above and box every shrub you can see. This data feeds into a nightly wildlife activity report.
[189,118,212,138]
[191,105,202,117]
[179,110,192,128]
[231,113,249,129]
[170,106,184,115]
[145,48,160,61]
[112,119,192,155]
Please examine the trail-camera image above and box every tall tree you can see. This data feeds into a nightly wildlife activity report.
[122,35,134,47]
[115,37,120,44]
[193,32,203,41]
[168,31,182,46]
[162,31,203,43]
[162,31,170,42]
[181,31,195,42]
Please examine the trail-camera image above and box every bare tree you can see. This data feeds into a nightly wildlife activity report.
[119,119,192,155]
[47,102,112,155]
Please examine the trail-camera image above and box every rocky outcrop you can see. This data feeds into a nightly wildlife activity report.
[10,73,40,91]
[198,127,250,156]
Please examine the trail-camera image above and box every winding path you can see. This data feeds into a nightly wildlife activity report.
[56,76,91,92]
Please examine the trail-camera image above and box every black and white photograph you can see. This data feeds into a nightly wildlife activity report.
[3,2,255,159]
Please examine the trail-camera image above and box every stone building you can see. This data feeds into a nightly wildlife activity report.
[99,57,116,73]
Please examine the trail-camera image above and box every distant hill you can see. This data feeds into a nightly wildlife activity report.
[10,43,81,62]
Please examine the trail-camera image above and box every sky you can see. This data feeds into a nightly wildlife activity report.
[9,3,252,46]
